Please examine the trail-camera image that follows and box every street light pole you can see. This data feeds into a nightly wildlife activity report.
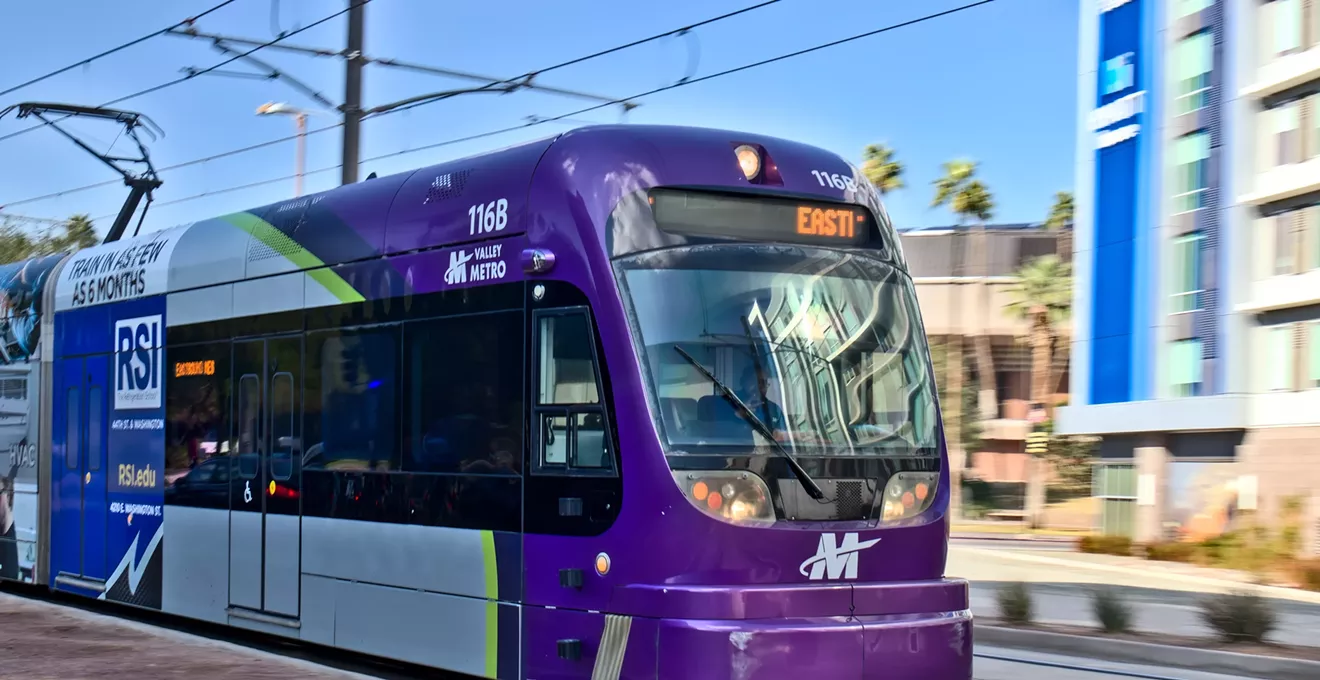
[257,102,319,198]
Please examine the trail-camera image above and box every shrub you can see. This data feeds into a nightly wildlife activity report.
[1144,541,1197,563]
[996,582,1034,625]
[1198,590,1277,644]
[1297,560,1320,592]
[1090,586,1133,633]
[1079,534,1133,556]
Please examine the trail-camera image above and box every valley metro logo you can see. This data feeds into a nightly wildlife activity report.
[799,532,881,580]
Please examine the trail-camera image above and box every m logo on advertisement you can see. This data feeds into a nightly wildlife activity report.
[115,315,162,410]
[799,532,881,581]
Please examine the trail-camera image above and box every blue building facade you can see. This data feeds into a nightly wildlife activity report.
[1059,0,1253,539]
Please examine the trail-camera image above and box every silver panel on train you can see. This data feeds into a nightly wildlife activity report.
[161,506,229,623]
[263,514,300,617]
[228,511,262,609]
[301,517,491,599]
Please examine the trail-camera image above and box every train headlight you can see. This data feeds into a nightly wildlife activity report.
[734,144,761,181]
[673,470,775,526]
[880,471,939,522]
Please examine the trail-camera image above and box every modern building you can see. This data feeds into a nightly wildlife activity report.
[1059,0,1320,551]
[899,224,1070,486]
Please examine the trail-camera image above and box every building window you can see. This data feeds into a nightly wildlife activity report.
[1309,207,1320,271]
[1273,102,1301,166]
[1310,322,1320,388]
[1169,339,1203,397]
[1274,0,1302,56]
[1174,0,1213,18]
[1172,132,1210,213]
[1171,233,1204,312]
[1274,214,1295,275]
[1174,31,1213,115]
[1266,325,1294,391]
[1094,463,1136,538]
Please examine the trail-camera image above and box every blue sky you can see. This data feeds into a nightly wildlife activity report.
[0,0,1079,234]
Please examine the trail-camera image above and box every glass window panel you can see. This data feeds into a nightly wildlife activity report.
[1310,323,1320,386]
[87,386,102,472]
[404,311,523,474]
[538,314,601,406]
[165,342,231,495]
[65,388,79,470]
[1268,326,1294,391]
[305,330,399,472]
[1275,215,1295,275]
[1175,0,1212,19]
[1275,0,1301,54]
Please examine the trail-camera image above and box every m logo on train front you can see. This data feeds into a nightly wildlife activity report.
[799,532,881,580]
[114,315,162,410]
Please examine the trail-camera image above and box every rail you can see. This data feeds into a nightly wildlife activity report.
[974,651,1192,680]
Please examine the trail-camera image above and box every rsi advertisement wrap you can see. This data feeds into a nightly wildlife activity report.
[104,299,166,609]
[1088,0,1152,405]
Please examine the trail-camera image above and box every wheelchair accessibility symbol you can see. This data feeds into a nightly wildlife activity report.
[244,481,253,504]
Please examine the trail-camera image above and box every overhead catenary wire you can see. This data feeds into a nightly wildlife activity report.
[0,0,371,146]
[87,0,997,221]
[2,0,782,209]
[0,0,243,99]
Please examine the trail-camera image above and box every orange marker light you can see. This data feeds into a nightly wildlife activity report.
[901,491,915,508]
[915,483,929,501]
[595,552,611,576]
[692,481,709,501]
[706,492,724,510]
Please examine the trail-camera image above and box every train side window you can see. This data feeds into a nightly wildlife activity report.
[270,372,295,481]
[534,309,613,475]
[237,374,260,479]
[65,387,79,469]
[305,329,401,472]
[87,386,102,472]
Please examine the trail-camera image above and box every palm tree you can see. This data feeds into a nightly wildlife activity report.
[861,144,904,194]
[932,160,996,421]
[1005,254,1072,528]
[1044,191,1074,261]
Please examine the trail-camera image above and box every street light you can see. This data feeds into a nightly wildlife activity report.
[256,102,321,197]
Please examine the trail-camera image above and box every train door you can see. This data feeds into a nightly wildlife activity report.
[228,336,302,620]
[51,356,109,591]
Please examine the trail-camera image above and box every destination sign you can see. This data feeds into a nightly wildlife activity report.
[649,189,871,246]
[174,360,216,377]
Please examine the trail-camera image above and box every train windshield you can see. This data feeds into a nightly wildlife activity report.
[616,244,939,457]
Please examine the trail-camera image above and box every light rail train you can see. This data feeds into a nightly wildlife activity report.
[0,124,971,678]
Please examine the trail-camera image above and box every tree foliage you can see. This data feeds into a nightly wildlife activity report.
[1044,191,1074,231]
[0,214,98,263]
[861,143,904,194]
[1005,254,1072,329]
[931,160,994,223]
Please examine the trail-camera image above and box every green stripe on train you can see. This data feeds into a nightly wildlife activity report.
[220,212,366,304]
[481,530,499,679]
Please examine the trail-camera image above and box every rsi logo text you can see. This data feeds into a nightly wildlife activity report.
[115,315,162,410]
[799,532,881,581]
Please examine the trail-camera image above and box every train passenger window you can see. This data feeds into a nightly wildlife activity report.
[270,372,295,481]
[87,386,102,472]
[237,375,260,479]
[165,342,230,490]
[533,309,613,475]
[403,312,522,475]
[65,388,79,469]
[538,314,600,405]
[304,329,400,472]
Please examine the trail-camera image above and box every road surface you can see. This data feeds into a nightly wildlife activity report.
[975,646,1267,679]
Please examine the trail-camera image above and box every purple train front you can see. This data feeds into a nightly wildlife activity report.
[7,124,971,679]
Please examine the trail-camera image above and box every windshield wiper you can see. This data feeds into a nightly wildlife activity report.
[673,346,825,500]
